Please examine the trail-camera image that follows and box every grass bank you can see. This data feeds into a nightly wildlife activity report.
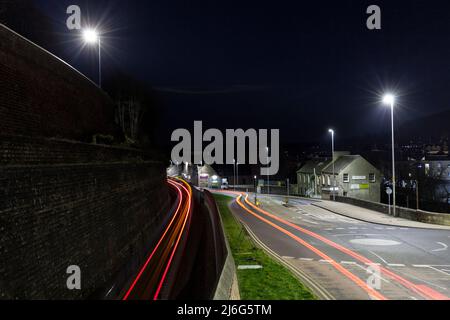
[214,194,316,300]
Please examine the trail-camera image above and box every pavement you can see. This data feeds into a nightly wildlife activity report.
[311,199,450,230]
[216,191,450,300]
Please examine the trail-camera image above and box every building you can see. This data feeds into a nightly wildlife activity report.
[197,164,221,188]
[297,157,332,197]
[298,152,381,202]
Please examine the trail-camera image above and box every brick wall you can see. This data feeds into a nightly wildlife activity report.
[0,25,170,299]
[0,24,117,141]
[0,138,170,299]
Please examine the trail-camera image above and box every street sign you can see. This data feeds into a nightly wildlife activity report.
[386,187,393,195]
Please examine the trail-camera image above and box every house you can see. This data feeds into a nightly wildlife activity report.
[321,154,381,202]
[297,157,332,197]
[298,152,381,202]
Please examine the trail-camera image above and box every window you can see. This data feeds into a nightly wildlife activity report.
[343,173,349,183]
[369,173,376,183]
[327,175,331,186]
[322,175,325,185]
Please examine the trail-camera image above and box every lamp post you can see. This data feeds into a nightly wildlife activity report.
[266,147,270,195]
[83,29,102,88]
[233,159,236,191]
[328,129,336,201]
[254,175,258,204]
[383,94,397,217]
[237,162,239,189]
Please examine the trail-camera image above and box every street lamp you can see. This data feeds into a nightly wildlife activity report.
[254,175,258,204]
[233,159,236,191]
[266,147,270,195]
[383,94,397,216]
[237,161,239,189]
[82,28,102,88]
[328,129,336,201]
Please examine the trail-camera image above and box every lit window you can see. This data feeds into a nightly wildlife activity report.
[343,174,349,183]
[425,163,430,175]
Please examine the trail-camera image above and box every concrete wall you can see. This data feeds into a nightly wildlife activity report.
[335,196,450,227]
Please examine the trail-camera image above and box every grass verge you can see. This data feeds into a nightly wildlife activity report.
[214,194,316,300]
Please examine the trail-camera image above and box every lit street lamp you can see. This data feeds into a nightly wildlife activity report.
[83,28,102,88]
[328,129,336,201]
[383,94,397,216]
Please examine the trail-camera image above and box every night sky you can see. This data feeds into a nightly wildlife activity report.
[33,0,450,146]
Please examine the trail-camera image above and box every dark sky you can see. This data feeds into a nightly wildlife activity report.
[32,0,450,145]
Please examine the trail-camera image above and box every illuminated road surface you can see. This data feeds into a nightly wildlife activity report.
[215,191,450,300]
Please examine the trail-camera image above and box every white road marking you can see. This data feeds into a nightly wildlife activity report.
[431,242,448,252]
[368,250,390,265]
[319,259,332,264]
[282,256,295,259]
[340,261,357,265]
[299,258,314,262]
[350,238,401,246]
[428,266,450,277]
[387,264,406,267]
[413,265,430,268]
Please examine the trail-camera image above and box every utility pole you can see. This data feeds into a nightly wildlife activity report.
[416,179,420,211]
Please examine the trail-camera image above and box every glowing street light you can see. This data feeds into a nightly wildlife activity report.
[383,93,397,216]
[328,129,336,201]
[82,28,102,88]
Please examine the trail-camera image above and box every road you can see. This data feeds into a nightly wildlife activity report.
[122,178,193,300]
[217,191,450,300]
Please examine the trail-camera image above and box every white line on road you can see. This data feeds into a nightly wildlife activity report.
[431,242,448,252]
[282,256,295,259]
[299,258,314,261]
[319,259,332,264]
[387,264,406,267]
[368,250,390,265]
[340,261,357,265]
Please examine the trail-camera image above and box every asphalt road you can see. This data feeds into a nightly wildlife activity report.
[221,191,450,300]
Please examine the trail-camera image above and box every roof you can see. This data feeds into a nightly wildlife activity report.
[322,155,361,174]
[297,158,332,174]
[198,164,218,177]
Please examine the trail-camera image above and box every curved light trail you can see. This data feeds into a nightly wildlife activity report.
[122,178,193,300]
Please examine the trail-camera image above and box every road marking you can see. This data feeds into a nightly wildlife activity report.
[350,238,401,246]
[348,227,359,230]
[431,242,448,252]
[341,261,357,265]
[364,262,381,266]
[335,227,345,230]
[428,266,450,277]
[368,250,390,265]
[282,256,295,259]
[387,264,406,267]
[319,259,332,264]
[299,258,314,261]
[413,265,430,268]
